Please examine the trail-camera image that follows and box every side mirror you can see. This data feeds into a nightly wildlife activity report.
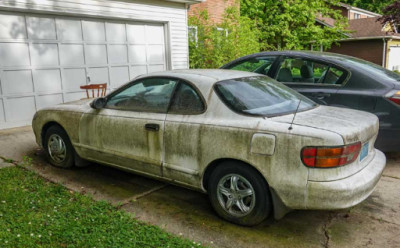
[90,97,107,109]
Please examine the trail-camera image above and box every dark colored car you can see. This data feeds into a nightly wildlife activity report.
[221,51,400,152]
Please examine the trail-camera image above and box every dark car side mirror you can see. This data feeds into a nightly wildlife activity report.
[90,97,107,109]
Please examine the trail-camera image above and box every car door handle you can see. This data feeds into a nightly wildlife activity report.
[312,92,330,99]
[145,123,160,132]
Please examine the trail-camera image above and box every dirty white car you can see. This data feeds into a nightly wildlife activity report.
[32,70,386,226]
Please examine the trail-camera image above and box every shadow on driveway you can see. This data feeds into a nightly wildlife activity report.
[1,126,399,248]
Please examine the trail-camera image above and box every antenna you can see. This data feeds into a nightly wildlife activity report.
[289,100,302,131]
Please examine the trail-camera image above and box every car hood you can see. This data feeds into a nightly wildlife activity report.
[42,98,93,112]
[270,105,379,144]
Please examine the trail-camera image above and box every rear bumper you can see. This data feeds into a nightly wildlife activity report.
[303,149,386,210]
[375,128,400,152]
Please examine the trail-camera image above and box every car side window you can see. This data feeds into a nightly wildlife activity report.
[106,78,178,113]
[168,82,205,115]
[276,57,345,85]
[227,56,277,75]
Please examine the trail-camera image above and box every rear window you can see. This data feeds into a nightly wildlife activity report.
[346,57,400,82]
[214,76,317,117]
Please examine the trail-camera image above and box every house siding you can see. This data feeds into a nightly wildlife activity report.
[328,39,384,66]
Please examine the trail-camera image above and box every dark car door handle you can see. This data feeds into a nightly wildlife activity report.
[312,92,330,99]
[145,123,160,131]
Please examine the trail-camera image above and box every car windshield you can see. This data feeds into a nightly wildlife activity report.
[344,57,400,82]
[215,76,317,117]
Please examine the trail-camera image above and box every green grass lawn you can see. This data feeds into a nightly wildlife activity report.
[0,166,204,248]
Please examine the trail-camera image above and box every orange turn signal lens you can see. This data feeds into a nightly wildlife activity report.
[301,142,361,168]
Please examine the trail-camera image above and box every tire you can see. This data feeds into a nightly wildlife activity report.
[44,125,75,169]
[208,161,272,226]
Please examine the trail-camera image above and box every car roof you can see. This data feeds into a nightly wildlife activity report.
[137,69,262,85]
[222,50,365,69]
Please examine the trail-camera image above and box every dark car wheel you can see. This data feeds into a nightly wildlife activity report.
[44,125,75,169]
[208,161,272,226]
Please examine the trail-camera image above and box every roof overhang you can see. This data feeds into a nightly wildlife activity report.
[340,36,400,42]
[164,0,204,4]
[339,3,381,17]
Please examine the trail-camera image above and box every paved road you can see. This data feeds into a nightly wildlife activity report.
[1,126,399,248]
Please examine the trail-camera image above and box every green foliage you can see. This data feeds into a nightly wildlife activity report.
[240,0,349,51]
[0,167,204,248]
[341,0,396,14]
[189,7,261,69]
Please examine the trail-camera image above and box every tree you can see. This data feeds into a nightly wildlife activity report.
[240,0,349,51]
[378,1,400,27]
[188,7,261,69]
[341,0,396,14]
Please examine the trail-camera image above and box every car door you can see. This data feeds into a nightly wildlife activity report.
[79,77,179,176]
[163,81,206,187]
[273,56,348,105]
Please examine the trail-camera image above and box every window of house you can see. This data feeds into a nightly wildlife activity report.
[354,13,361,19]
[106,78,178,113]
[276,58,346,85]
[188,26,198,43]
[169,82,205,115]
[225,56,277,75]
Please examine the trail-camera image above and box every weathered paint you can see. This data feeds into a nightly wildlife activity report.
[32,69,386,217]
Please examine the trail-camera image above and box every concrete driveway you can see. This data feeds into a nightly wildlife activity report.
[1,126,399,248]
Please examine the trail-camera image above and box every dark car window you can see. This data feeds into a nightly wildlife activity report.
[106,78,178,113]
[169,82,205,115]
[225,56,277,75]
[214,76,317,117]
[276,57,345,85]
[344,57,400,82]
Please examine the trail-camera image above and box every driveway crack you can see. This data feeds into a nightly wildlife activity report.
[322,212,336,248]
[382,175,400,180]
[117,184,168,208]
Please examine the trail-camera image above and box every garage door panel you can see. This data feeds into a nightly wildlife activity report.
[146,25,164,44]
[131,65,147,78]
[127,24,146,44]
[7,96,36,122]
[30,43,59,66]
[27,17,56,40]
[0,43,30,67]
[83,21,106,41]
[60,44,85,66]
[129,45,146,64]
[3,70,33,95]
[33,69,62,93]
[36,94,63,110]
[0,99,5,122]
[88,67,109,84]
[0,13,27,39]
[56,19,83,41]
[0,13,168,129]
[64,92,86,102]
[148,65,164,73]
[147,45,165,64]
[109,45,128,64]
[106,23,126,42]
[62,68,86,90]
[85,45,107,65]
[110,66,129,88]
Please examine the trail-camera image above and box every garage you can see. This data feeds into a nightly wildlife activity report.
[0,0,200,129]
[388,46,400,71]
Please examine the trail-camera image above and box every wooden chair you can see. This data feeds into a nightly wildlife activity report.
[80,83,107,98]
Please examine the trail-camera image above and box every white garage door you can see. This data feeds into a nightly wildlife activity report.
[0,11,167,129]
[388,46,400,71]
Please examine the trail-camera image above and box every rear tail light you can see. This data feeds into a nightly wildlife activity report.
[301,142,361,168]
[387,90,400,105]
